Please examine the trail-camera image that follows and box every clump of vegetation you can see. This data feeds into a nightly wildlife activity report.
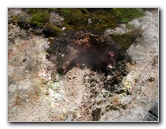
[112,8,144,23]
[58,8,87,31]
[111,29,142,50]
[43,22,63,37]
[58,8,118,31]
[30,11,50,27]
[57,8,144,32]
[27,8,57,14]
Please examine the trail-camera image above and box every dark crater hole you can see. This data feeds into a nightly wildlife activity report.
[46,31,131,88]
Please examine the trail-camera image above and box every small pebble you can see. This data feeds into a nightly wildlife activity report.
[45,91,49,95]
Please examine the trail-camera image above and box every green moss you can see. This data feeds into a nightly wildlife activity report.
[59,8,86,26]
[89,13,118,30]
[43,22,63,37]
[30,11,50,27]
[58,8,118,32]
[112,8,144,23]
[27,8,43,14]
[57,8,144,32]
[111,29,142,50]
[27,8,57,14]
[80,8,89,14]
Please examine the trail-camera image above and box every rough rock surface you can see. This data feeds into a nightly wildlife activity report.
[8,33,55,121]
[99,10,158,121]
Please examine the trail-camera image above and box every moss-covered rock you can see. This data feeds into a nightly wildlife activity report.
[112,8,144,23]
[27,8,57,14]
[58,8,87,31]
[43,22,63,37]
[30,11,50,27]
[57,8,144,32]
[111,29,142,50]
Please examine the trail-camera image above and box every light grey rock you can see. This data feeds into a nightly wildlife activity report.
[88,18,92,24]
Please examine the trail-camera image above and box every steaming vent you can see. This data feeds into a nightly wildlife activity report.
[47,31,131,81]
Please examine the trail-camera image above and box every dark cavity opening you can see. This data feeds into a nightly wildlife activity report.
[64,51,108,75]
[47,31,131,79]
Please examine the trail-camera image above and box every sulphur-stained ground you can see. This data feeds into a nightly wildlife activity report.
[8,9,158,122]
